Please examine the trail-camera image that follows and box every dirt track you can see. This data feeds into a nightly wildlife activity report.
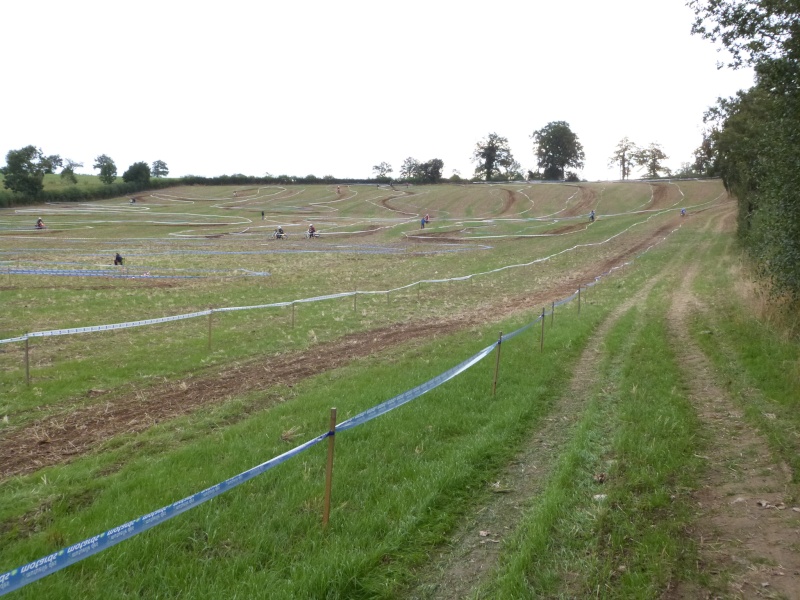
[0,217,679,481]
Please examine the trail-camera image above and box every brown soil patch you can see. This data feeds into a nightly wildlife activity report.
[650,183,681,210]
[548,222,587,235]
[563,186,597,217]
[498,189,517,215]
[663,220,800,599]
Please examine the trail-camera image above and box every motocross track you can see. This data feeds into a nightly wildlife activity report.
[0,217,680,481]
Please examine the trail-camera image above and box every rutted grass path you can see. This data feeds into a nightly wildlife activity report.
[404,249,671,598]
[405,203,800,599]
[663,220,800,598]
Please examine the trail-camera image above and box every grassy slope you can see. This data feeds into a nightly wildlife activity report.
[0,181,797,598]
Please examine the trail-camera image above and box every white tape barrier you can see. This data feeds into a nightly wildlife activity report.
[0,209,690,346]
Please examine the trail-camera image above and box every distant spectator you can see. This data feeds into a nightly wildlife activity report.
[114,253,124,266]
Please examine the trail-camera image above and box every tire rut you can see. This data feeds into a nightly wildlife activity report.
[663,226,800,598]
[407,264,668,599]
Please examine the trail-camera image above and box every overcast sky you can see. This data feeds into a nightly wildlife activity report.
[2,0,754,182]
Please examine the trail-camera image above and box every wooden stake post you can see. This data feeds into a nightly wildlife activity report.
[25,336,30,386]
[540,307,545,352]
[207,308,213,350]
[492,332,502,397]
[322,407,337,528]
[291,303,296,328]
[551,301,554,327]
[578,285,581,315]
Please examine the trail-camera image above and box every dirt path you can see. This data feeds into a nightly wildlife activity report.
[406,270,666,599]
[664,230,800,598]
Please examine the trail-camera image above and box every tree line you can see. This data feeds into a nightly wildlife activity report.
[374,122,674,185]
[688,0,800,304]
[1,149,170,195]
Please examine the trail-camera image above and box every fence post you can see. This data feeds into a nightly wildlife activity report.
[578,285,581,315]
[540,307,545,352]
[207,308,213,350]
[551,301,554,327]
[292,302,296,328]
[322,407,337,528]
[417,281,421,301]
[492,332,502,397]
[353,291,357,313]
[25,336,30,386]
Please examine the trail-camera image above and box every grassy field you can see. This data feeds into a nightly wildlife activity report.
[1,180,798,599]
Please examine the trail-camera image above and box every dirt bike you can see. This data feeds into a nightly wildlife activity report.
[270,231,289,240]
[304,231,319,239]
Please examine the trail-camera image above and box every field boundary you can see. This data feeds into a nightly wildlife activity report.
[0,221,682,596]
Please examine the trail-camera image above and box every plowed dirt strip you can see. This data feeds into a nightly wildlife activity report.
[0,218,679,482]
[664,256,800,599]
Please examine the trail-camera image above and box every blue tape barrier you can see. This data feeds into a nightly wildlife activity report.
[0,432,330,596]
[337,341,498,432]
[7,268,198,279]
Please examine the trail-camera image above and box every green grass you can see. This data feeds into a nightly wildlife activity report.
[0,181,796,598]
[0,291,601,599]
[475,263,704,598]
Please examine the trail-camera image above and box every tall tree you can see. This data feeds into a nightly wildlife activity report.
[531,121,585,180]
[472,133,515,181]
[399,157,419,180]
[633,143,671,178]
[414,159,445,183]
[692,129,718,176]
[689,0,800,69]
[93,155,117,184]
[372,162,393,180]
[608,137,638,180]
[60,159,83,185]
[150,160,169,178]
[2,146,57,197]
[689,0,800,302]
[122,161,151,185]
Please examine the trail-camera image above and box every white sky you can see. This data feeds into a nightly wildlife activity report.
[1,0,754,182]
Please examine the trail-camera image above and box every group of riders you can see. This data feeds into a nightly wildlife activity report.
[273,224,318,240]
